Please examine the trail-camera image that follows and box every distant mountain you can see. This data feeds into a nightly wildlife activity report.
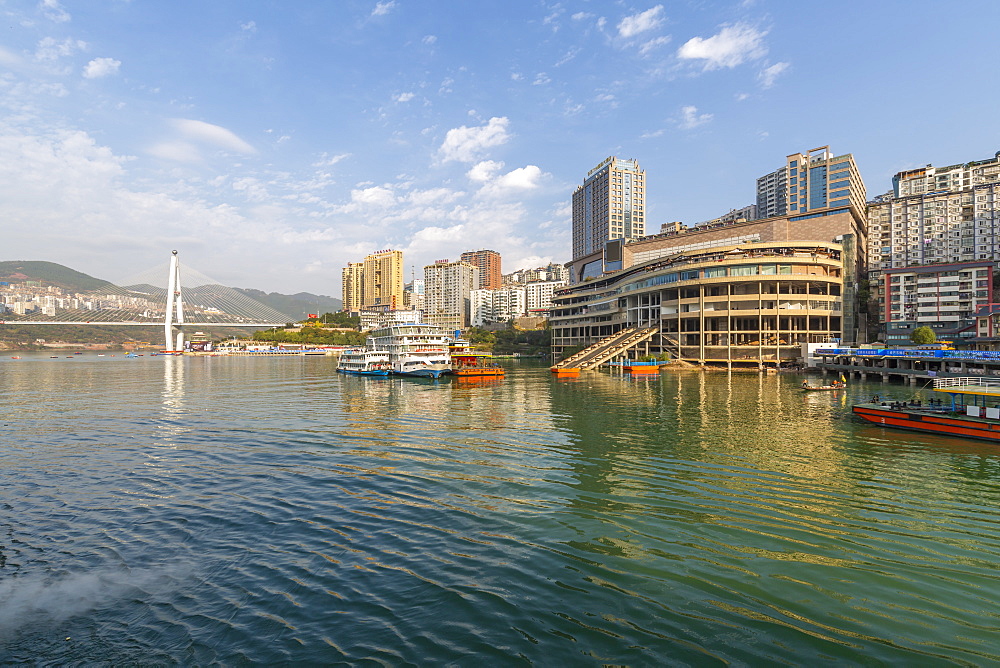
[0,261,115,292]
[0,260,342,321]
[235,288,342,321]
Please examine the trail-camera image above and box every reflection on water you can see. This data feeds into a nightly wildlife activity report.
[0,354,998,664]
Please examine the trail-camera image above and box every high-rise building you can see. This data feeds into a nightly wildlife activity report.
[460,249,502,290]
[756,167,788,219]
[403,278,425,310]
[423,260,479,330]
[341,250,405,312]
[471,287,526,327]
[881,262,993,343]
[892,151,1000,197]
[523,279,566,313]
[503,263,569,285]
[341,262,364,312]
[361,249,404,309]
[572,156,646,261]
[866,150,1000,340]
[755,146,866,220]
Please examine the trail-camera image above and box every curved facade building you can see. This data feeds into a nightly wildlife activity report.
[550,242,845,367]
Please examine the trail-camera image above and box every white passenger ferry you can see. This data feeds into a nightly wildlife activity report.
[336,348,391,376]
[367,322,452,378]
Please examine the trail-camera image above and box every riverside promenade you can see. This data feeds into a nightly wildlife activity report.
[816,346,1000,385]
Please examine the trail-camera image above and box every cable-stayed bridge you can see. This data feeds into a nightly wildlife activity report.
[0,251,294,351]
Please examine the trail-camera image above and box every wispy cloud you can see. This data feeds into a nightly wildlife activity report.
[371,1,396,17]
[149,119,256,162]
[639,35,671,56]
[39,0,71,23]
[618,6,664,39]
[677,23,767,70]
[758,61,789,88]
[35,36,87,62]
[312,152,350,167]
[83,57,120,79]
[393,91,415,102]
[438,117,510,163]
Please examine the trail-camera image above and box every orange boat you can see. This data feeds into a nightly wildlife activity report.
[852,376,1000,443]
[550,366,580,377]
[448,339,505,377]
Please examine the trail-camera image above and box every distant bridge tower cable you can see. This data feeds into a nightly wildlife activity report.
[164,250,185,352]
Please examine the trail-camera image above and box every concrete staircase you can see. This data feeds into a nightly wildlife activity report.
[552,326,661,371]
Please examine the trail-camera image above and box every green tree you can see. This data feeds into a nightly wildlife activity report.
[910,326,936,345]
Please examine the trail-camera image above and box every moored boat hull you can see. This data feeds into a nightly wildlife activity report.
[852,404,1000,443]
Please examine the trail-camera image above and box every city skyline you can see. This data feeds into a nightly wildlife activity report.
[2,1,999,296]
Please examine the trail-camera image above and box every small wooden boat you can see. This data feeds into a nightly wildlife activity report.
[801,384,844,391]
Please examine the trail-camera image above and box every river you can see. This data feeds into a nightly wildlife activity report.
[1,353,998,664]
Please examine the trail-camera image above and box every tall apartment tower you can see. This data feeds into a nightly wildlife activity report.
[460,249,502,290]
[755,146,866,220]
[361,249,405,309]
[423,260,479,330]
[571,156,646,260]
[867,151,1000,274]
[341,262,364,312]
[755,167,788,219]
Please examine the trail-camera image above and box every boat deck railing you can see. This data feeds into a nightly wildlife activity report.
[933,377,1000,393]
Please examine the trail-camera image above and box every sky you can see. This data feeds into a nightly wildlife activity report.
[2,1,999,297]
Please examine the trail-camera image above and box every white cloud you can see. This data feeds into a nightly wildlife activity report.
[467,160,503,182]
[393,91,415,102]
[351,185,395,207]
[555,48,581,67]
[147,141,202,162]
[371,1,396,17]
[312,152,350,167]
[735,92,750,101]
[148,119,256,163]
[571,12,592,21]
[491,165,543,191]
[422,35,437,45]
[618,6,664,39]
[758,61,790,88]
[677,23,767,70]
[532,72,551,86]
[240,21,257,33]
[39,0,71,23]
[437,117,510,163]
[35,36,87,62]
[173,119,256,154]
[83,57,121,79]
[639,35,671,55]
[677,105,712,129]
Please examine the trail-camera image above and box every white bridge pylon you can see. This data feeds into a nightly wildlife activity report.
[164,250,185,352]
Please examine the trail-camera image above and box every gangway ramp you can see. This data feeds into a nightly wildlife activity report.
[552,326,660,372]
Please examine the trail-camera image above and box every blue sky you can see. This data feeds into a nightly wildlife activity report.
[2,1,999,296]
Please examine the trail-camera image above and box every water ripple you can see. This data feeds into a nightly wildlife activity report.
[1,356,999,663]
